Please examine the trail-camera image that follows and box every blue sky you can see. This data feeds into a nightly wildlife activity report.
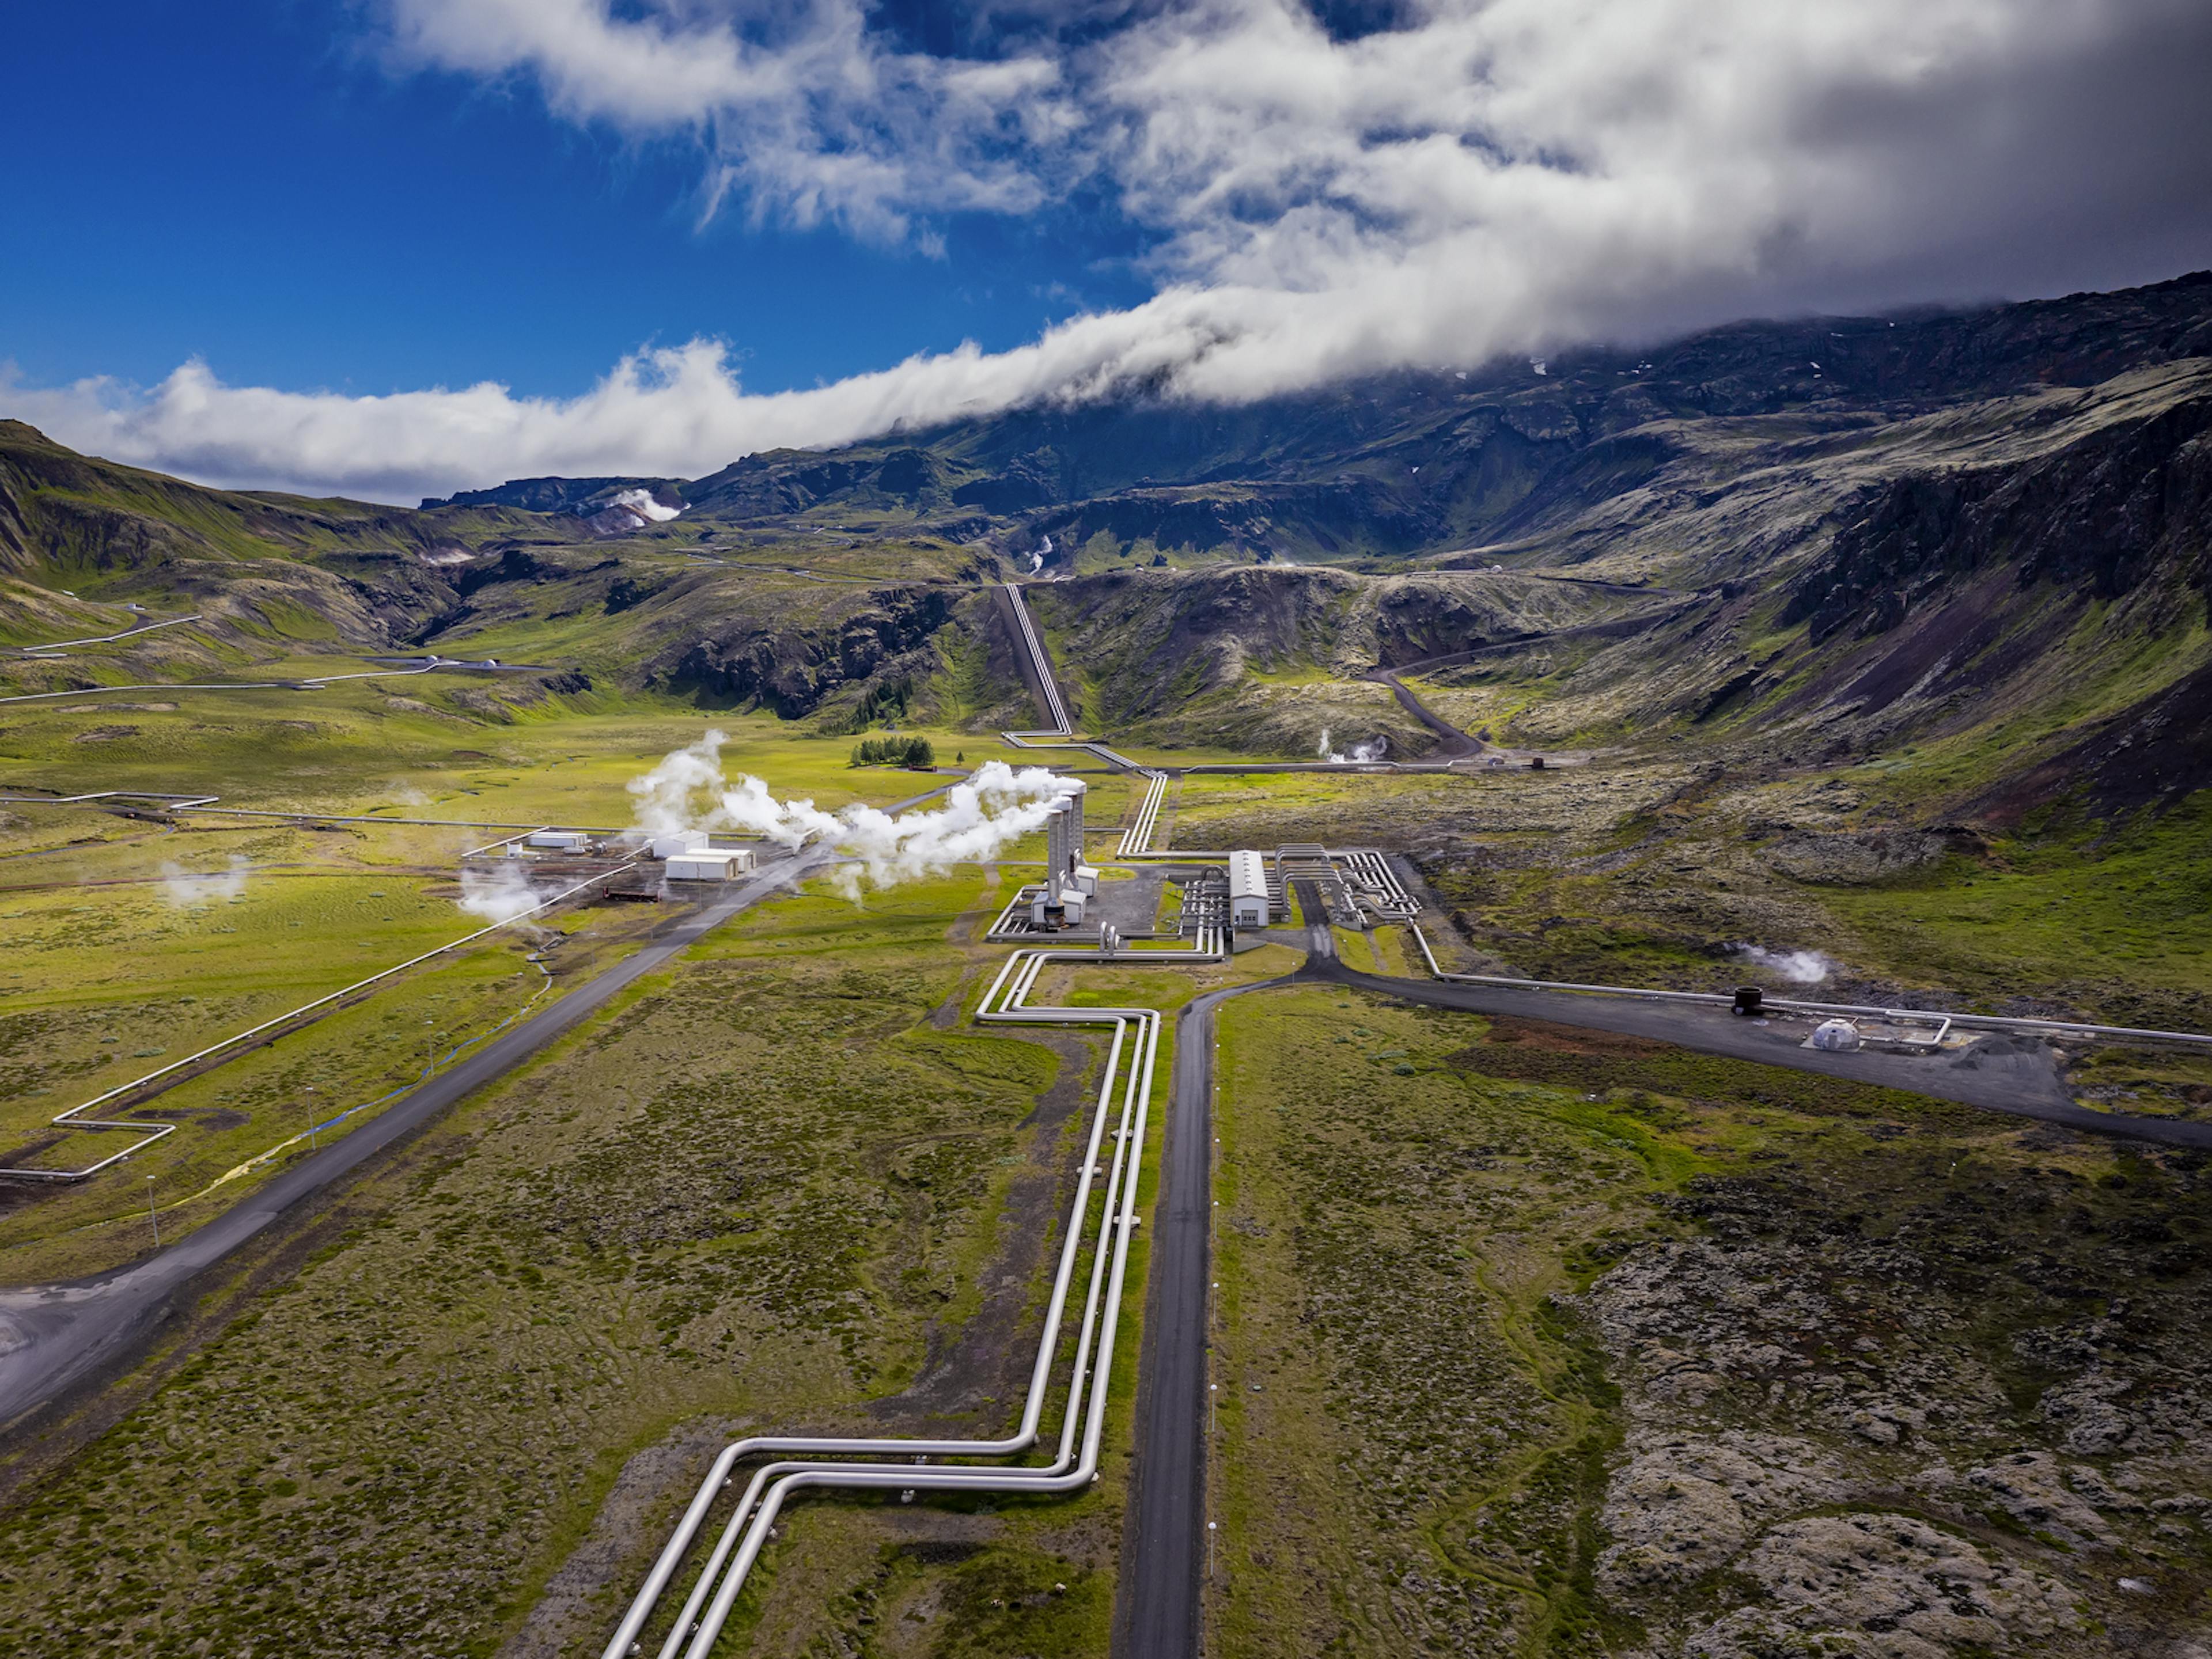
[0,2,1147,403]
[5,0,2207,502]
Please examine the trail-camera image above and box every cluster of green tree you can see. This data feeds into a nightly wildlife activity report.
[850,736,936,770]
[850,676,913,728]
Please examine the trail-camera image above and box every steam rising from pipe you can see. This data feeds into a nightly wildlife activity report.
[158,855,251,906]
[1318,728,1386,764]
[630,731,1082,897]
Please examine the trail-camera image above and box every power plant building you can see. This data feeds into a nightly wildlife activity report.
[665,848,755,881]
[1043,784,1086,891]
[1028,784,1094,929]
[1228,850,1270,929]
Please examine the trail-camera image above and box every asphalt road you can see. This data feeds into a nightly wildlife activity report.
[1306,960,2212,1149]
[1371,671,1482,758]
[0,828,889,1431]
[1113,885,1322,1656]
[1112,975,1287,1659]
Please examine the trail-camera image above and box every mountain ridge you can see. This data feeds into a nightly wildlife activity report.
[416,270,2212,566]
[3,271,2209,828]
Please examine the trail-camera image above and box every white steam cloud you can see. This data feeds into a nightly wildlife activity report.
[457,863,551,925]
[1319,728,1386,765]
[158,855,252,907]
[1733,944,1837,985]
[6,0,2209,501]
[608,487,682,522]
[629,729,1080,897]
[627,733,732,837]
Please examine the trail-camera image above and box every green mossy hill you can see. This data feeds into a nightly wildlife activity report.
[0,419,583,645]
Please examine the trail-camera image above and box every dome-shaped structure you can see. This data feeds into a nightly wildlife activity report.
[1810,1018,1861,1052]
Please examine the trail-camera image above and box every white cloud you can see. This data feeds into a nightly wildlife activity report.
[382,0,1071,240]
[6,0,2210,501]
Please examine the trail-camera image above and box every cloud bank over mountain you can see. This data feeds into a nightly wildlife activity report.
[9,0,2211,502]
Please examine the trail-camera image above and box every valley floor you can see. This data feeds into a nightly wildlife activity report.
[0,690,2207,1658]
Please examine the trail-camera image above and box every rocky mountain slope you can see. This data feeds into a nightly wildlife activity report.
[4,273,2209,804]
[419,270,2212,567]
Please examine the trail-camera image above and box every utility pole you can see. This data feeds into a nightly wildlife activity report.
[146,1175,160,1249]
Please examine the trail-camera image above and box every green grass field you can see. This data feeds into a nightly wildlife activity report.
[6,551,2212,1656]
[0,701,1134,1278]
[0,871,1077,1657]
[0,855,1302,1659]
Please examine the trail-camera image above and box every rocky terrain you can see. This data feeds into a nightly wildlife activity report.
[1590,1143,2212,1659]
[1203,980,2212,1659]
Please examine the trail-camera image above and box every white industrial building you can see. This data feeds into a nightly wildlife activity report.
[650,830,754,859]
[651,830,710,859]
[1228,850,1270,929]
[665,848,755,881]
[1031,888,1087,926]
[527,830,592,852]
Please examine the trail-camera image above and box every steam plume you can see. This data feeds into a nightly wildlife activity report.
[609,487,681,522]
[457,863,550,924]
[1319,728,1386,765]
[630,730,1081,896]
[158,855,251,906]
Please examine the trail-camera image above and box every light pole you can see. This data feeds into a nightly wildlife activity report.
[145,1175,160,1249]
